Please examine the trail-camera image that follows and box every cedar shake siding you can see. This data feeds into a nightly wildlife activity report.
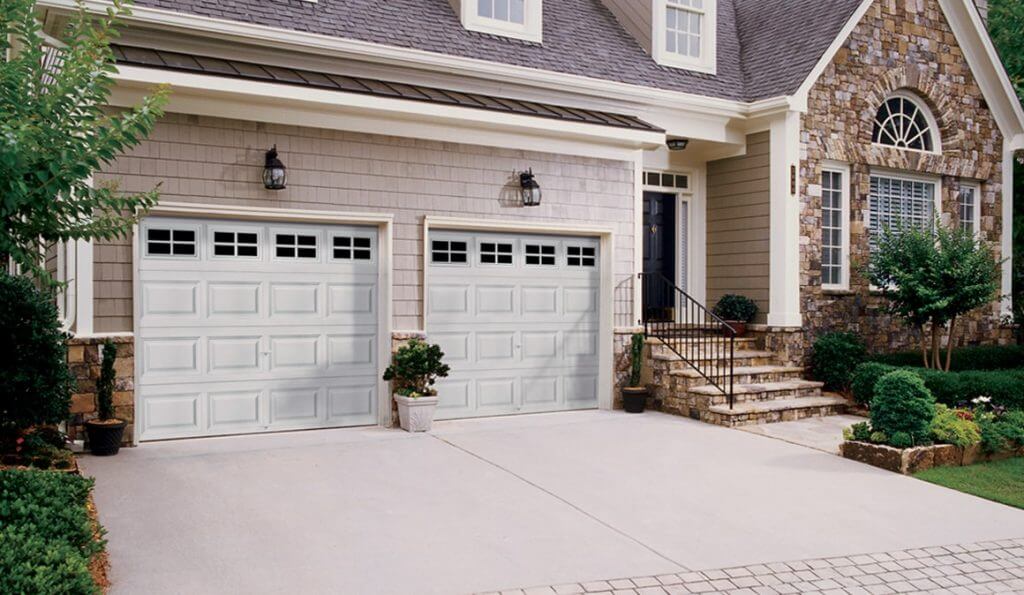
[92,112,636,333]
[706,131,770,323]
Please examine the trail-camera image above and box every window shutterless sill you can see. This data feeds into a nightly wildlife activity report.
[821,288,856,296]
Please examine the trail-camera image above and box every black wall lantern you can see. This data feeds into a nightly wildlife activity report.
[262,145,287,190]
[519,168,542,207]
[666,138,689,151]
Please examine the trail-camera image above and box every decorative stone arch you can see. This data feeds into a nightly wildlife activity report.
[859,65,964,157]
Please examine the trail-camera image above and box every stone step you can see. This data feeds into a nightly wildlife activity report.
[651,350,777,367]
[687,379,824,406]
[646,336,758,348]
[671,365,804,385]
[702,395,848,427]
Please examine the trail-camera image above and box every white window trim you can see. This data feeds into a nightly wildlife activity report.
[821,161,851,291]
[652,0,717,75]
[871,90,943,155]
[461,0,542,43]
[959,181,982,237]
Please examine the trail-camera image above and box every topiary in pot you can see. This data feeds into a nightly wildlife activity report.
[711,294,758,336]
[84,340,126,455]
[622,333,648,413]
[870,370,936,448]
[383,339,450,432]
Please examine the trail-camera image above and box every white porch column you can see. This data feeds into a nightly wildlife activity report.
[767,110,803,327]
[74,238,94,336]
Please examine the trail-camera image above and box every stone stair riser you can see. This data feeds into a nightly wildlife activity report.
[701,404,847,427]
[685,386,824,408]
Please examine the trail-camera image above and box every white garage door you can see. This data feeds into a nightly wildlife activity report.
[426,230,600,419]
[136,217,379,440]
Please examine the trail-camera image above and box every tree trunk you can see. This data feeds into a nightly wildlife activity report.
[931,323,941,369]
[944,315,957,372]
[920,324,929,368]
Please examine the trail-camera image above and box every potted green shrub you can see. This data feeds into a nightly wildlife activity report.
[711,294,758,337]
[621,333,648,413]
[84,340,126,455]
[383,339,450,432]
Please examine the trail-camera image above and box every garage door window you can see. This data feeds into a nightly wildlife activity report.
[431,240,468,264]
[212,231,259,257]
[566,245,596,267]
[276,234,317,259]
[524,243,556,266]
[480,242,513,265]
[332,236,372,261]
[146,228,196,257]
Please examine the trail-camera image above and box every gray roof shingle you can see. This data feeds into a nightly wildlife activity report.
[130,0,863,102]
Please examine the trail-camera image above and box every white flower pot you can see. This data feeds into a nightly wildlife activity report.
[395,394,440,432]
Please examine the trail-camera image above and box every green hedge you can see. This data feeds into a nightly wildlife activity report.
[851,362,1024,410]
[870,344,1024,372]
[0,470,104,594]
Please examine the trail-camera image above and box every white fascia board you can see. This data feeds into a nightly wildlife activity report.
[37,0,775,121]
[111,66,664,158]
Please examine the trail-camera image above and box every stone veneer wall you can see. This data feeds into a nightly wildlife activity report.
[799,0,1012,355]
[67,335,135,445]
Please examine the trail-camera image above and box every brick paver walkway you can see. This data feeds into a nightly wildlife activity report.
[484,539,1024,595]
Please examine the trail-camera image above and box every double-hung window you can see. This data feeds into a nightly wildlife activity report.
[868,174,938,251]
[820,165,850,289]
[654,0,716,73]
[958,183,981,235]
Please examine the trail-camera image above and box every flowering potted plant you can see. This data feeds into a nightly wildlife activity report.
[711,294,758,337]
[621,333,648,413]
[383,339,450,432]
[84,340,126,455]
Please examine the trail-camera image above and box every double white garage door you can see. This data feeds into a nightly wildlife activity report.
[137,217,599,440]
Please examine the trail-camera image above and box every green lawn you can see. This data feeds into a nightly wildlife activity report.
[915,458,1024,509]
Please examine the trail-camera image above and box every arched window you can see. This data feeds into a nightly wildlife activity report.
[871,92,939,152]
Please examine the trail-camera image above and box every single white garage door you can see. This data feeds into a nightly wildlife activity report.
[137,216,379,440]
[427,230,600,419]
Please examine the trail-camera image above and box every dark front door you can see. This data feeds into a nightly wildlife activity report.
[643,191,676,321]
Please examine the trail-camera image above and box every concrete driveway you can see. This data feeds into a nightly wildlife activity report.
[81,411,1024,594]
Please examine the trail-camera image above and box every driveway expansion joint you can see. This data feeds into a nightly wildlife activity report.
[430,432,690,573]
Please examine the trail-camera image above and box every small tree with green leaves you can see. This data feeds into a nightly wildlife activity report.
[95,340,117,421]
[867,224,1000,371]
[383,339,450,397]
[628,333,644,387]
[1,0,168,282]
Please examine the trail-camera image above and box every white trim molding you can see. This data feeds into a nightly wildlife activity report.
[767,111,802,327]
[1001,142,1014,317]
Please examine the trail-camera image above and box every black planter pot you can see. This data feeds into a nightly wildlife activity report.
[621,387,649,413]
[85,420,126,456]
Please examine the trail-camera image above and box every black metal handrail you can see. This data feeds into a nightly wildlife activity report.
[639,272,735,409]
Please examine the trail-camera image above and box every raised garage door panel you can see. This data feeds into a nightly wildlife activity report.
[427,230,600,419]
[137,217,379,440]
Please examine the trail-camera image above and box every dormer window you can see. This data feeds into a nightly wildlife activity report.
[478,0,524,24]
[452,0,542,43]
[652,0,716,74]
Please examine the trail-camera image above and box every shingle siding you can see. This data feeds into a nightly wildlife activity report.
[92,112,636,332]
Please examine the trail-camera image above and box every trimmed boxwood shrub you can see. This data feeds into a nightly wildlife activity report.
[0,274,75,433]
[711,294,758,323]
[871,344,1024,371]
[851,362,897,406]
[870,370,935,447]
[810,332,867,391]
[0,470,104,594]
